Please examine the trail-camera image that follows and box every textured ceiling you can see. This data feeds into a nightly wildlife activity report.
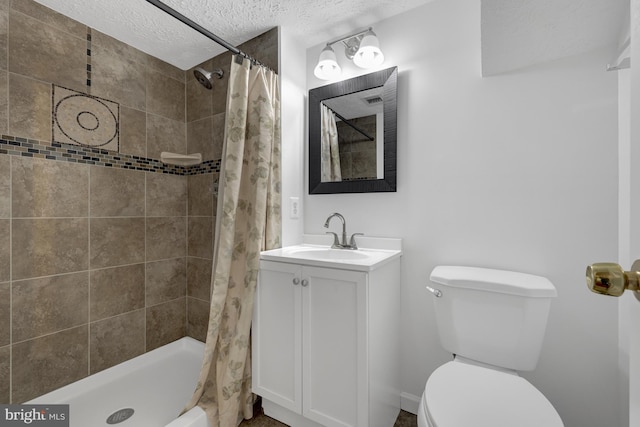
[323,87,384,120]
[33,0,433,70]
[33,0,630,74]
[481,0,629,75]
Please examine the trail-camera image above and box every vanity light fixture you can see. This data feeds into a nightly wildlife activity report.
[313,27,385,80]
[314,45,342,80]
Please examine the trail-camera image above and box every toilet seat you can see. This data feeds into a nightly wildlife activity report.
[422,360,563,427]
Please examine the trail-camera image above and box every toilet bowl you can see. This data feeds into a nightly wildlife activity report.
[420,266,563,427]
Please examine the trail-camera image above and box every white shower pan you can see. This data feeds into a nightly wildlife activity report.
[28,337,211,427]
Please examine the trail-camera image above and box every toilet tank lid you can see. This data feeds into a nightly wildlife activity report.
[430,266,557,298]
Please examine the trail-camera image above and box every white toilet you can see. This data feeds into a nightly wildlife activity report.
[418,265,564,427]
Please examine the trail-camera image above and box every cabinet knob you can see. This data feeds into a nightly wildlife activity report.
[293,277,300,285]
[301,279,309,287]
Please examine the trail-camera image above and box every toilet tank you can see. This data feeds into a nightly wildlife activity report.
[429,266,557,371]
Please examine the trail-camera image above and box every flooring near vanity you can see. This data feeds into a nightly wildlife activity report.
[241,409,418,427]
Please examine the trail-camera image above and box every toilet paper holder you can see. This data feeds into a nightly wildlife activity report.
[586,260,640,297]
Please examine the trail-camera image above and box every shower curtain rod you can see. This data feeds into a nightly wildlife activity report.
[327,107,375,141]
[145,0,265,67]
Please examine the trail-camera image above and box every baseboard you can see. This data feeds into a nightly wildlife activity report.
[400,392,420,415]
[262,394,421,419]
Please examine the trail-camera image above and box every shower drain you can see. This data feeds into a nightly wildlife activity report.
[106,408,134,424]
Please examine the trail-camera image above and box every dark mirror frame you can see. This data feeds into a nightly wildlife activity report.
[309,66,398,194]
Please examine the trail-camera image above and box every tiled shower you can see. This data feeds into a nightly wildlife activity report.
[0,0,278,404]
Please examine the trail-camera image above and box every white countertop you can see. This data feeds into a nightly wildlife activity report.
[260,235,402,272]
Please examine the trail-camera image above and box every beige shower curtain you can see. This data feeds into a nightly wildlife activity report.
[320,104,342,181]
[182,55,281,427]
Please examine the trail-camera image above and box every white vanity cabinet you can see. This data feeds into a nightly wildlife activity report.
[252,241,401,427]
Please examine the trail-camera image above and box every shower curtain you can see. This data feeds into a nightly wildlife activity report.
[183,55,281,427]
[320,104,342,181]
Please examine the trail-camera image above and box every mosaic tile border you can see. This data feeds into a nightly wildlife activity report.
[343,176,379,181]
[0,135,220,176]
[86,29,92,87]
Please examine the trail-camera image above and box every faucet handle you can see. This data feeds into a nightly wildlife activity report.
[349,233,364,249]
[326,232,340,248]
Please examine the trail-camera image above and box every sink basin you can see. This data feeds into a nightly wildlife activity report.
[260,244,402,271]
[285,248,370,261]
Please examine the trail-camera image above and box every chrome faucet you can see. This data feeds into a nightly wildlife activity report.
[323,212,363,249]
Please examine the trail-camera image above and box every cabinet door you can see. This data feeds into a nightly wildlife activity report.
[302,266,368,427]
[252,261,302,413]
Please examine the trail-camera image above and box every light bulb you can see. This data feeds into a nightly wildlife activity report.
[314,45,342,80]
[353,30,384,68]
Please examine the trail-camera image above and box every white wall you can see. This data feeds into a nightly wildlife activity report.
[302,0,620,426]
[279,27,306,247]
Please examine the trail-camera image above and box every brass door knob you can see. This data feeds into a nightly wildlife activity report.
[586,261,640,296]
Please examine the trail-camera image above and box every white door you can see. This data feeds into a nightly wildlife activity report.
[624,1,640,424]
[252,261,302,413]
[301,266,368,427]
[626,292,640,426]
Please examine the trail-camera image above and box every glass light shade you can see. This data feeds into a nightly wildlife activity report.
[314,46,342,80]
[353,30,384,68]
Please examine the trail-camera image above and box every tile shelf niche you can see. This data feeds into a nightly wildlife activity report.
[160,152,203,166]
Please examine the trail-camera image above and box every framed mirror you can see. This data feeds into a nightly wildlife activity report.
[309,66,397,194]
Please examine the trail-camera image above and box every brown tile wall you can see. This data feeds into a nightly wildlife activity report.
[0,1,278,404]
[3,157,190,403]
[337,115,378,180]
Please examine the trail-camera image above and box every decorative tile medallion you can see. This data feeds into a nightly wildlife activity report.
[52,85,120,151]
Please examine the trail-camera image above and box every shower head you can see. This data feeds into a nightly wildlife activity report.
[193,67,224,90]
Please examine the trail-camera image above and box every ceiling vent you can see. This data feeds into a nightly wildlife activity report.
[363,95,383,105]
